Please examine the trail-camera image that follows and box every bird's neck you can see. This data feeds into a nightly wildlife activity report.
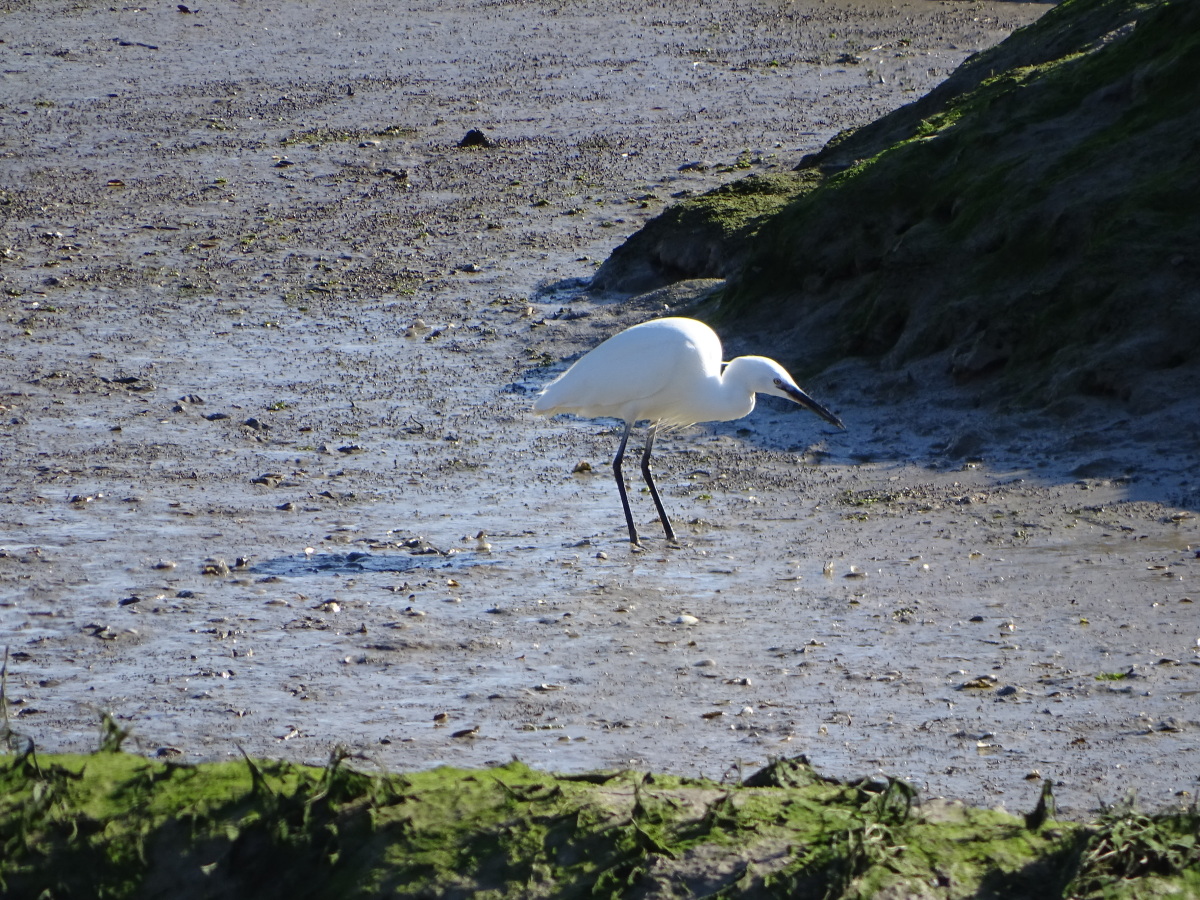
[710,370,757,422]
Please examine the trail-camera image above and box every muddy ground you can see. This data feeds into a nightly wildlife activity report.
[2,0,1197,819]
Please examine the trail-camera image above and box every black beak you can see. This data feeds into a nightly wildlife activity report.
[782,384,845,430]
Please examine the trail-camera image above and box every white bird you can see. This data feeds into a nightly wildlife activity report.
[533,316,844,545]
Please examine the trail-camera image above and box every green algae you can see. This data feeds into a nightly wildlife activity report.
[727,0,1200,385]
[672,173,823,241]
[1067,802,1200,899]
[3,745,1198,899]
[592,172,822,294]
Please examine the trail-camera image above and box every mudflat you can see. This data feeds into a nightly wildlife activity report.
[2,0,1196,818]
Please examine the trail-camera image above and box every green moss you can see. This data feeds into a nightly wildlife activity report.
[603,0,1200,399]
[5,747,1195,898]
[592,171,824,293]
[683,172,821,236]
[1067,802,1200,899]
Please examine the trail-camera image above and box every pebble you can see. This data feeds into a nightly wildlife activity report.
[458,128,493,148]
[957,674,998,690]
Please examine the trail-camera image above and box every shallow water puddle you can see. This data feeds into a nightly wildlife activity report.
[250,550,489,577]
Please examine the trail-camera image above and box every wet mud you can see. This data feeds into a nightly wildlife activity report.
[2,0,1197,819]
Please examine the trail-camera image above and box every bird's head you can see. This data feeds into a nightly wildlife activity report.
[733,356,845,429]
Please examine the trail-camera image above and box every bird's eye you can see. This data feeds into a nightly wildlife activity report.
[773,378,783,387]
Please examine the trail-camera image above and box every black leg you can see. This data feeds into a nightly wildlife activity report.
[612,421,640,545]
[641,424,676,541]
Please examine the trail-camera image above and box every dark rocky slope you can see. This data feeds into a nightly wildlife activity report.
[593,0,1200,404]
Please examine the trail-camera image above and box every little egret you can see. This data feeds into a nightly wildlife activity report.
[533,316,844,545]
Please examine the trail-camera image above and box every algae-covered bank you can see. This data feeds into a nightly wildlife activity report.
[2,742,1199,899]
[593,0,1200,404]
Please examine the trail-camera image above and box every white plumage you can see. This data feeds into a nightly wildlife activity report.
[534,317,843,545]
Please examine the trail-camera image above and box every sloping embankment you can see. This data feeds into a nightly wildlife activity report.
[592,0,1200,403]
